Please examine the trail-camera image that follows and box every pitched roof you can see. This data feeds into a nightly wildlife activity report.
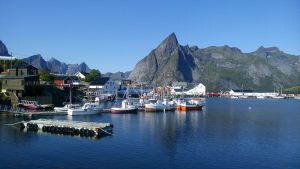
[80,72,89,76]
[13,64,38,70]
[53,75,78,81]
[90,77,110,86]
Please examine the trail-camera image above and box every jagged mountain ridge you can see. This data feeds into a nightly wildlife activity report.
[129,33,300,91]
[22,55,90,74]
[0,40,10,56]
[103,71,131,80]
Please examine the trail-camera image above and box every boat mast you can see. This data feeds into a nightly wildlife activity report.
[69,84,72,104]
[115,87,118,102]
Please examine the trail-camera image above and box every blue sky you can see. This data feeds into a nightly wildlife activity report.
[0,0,299,73]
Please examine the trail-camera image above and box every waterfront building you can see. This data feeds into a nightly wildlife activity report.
[87,77,119,101]
[75,71,89,80]
[170,82,206,96]
[53,75,80,89]
[229,89,279,97]
[0,64,39,104]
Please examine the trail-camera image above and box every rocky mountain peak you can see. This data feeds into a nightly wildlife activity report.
[129,34,300,91]
[22,54,48,70]
[222,45,242,53]
[155,32,179,57]
[48,57,59,62]
[0,40,10,56]
[255,46,280,53]
[253,46,281,57]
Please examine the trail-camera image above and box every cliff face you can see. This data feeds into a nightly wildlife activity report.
[0,40,10,56]
[129,33,300,91]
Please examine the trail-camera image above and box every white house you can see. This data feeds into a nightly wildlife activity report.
[172,81,188,90]
[170,83,206,96]
[75,71,89,80]
[89,77,119,94]
[185,83,206,96]
[229,89,279,97]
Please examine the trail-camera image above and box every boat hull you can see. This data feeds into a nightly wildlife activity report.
[111,107,138,113]
[67,109,101,116]
[176,104,203,111]
[144,107,165,112]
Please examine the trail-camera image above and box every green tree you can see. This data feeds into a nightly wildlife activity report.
[85,69,101,82]
[39,69,54,83]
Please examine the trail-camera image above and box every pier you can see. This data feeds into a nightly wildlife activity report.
[18,119,113,138]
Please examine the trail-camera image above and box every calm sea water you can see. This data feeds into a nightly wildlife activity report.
[1,98,300,169]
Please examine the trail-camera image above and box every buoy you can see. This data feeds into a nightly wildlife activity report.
[46,126,50,132]
[89,130,95,137]
[74,129,79,135]
[69,127,75,136]
[50,126,55,133]
[84,129,90,137]
[80,128,85,137]
[20,123,25,130]
[42,126,47,132]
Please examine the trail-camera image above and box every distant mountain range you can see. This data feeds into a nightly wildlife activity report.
[1,40,91,75]
[103,71,131,80]
[2,36,300,91]
[129,33,300,91]
[22,54,90,75]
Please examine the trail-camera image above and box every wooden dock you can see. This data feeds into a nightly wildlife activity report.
[19,119,113,138]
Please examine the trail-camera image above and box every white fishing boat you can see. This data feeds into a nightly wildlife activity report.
[68,103,102,115]
[256,96,265,99]
[54,85,81,113]
[144,99,165,112]
[54,104,81,112]
[176,98,203,111]
[162,98,176,111]
[111,99,138,113]
[294,96,300,100]
[272,96,284,99]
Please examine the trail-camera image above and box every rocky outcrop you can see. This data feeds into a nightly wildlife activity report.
[0,40,10,56]
[129,33,300,91]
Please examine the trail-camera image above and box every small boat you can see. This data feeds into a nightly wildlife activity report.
[230,96,239,99]
[144,99,165,112]
[54,104,81,112]
[162,98,176,111]
[272,96,284,99]
[68,103,102,116]
[294,96,300,100]
[176,99,203,111]
[111,99,138,113]
[256,96,265,99]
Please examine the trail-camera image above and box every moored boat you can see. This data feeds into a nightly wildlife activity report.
[144,99,165,112]
[176,99,203,111]
[162,98,176,111]
[68,103,102,115]
[54,104,81,112]
[111,99,138,113]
